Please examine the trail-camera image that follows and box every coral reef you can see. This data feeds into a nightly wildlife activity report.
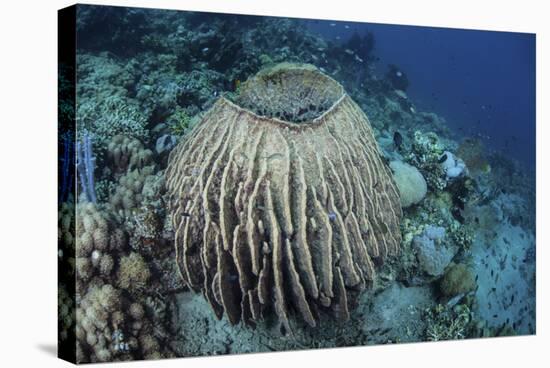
[75,203,126,285]
[109,166,156,218]
[117,252,151,291]
[58,199,76,350]
[413,226,456,277]
[405,131,447,190]
[439,263,476,298]
[76,284,168,362]
[66,5,536,358]
[389,160,427,208]
[107,135,154,174]
[424,303,474,341]
[73,201,173,363]
[166,63,402,330]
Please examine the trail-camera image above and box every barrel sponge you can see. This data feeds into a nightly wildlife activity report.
[165,63,402,330]
[389,160,427,208]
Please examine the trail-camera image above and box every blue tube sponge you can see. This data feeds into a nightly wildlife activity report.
[76,131,97,203]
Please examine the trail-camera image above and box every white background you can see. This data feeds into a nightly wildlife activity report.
[0,0,547,366]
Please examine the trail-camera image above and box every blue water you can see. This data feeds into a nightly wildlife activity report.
[305,20,536,168]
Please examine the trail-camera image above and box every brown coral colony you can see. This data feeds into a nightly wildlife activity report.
[165,63,402,330]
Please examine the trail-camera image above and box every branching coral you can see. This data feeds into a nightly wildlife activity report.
[77,95,149,147]
[424,303,473,341]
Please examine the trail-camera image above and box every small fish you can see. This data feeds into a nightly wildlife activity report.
[182,212,191,217]
[344,49,354,55]
[328,212,337,221]
[344,25,350,29]
[438,153,447,163]
[393,131,403,150]
[330,23,336,27]
[202,47,209,53]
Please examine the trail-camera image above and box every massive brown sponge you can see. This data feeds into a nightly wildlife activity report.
[165,63,402,331]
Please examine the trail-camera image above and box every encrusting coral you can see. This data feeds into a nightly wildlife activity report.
[165,63,402,331]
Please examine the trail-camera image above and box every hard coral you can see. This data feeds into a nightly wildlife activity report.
[439,263,476,298]
[107,135,153,174]
[389,160,427,208]
[117,252,151,291]
[110,166,156,217]
[75,203,127,285]
[406,130,446,191]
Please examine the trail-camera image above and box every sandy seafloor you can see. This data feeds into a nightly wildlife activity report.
[57,5,536,363]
